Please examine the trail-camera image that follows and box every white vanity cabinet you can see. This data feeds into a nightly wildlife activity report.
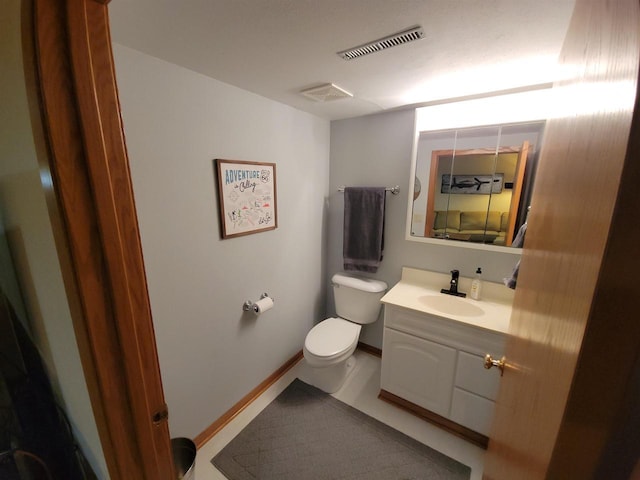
[380,304,506,445]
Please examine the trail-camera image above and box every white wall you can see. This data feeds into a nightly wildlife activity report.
[0,2,107,477]
[327,110,521,348]
[112,45,331,439]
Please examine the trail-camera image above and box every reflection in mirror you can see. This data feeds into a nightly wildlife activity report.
[410,121,544,249]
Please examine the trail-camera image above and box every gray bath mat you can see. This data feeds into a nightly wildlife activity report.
[212,379,470,480]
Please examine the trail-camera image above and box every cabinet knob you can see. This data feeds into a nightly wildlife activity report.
[484,354,506,376]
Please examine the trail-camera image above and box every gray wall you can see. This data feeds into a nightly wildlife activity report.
[327,110,520,348]
[0,2,107,477]
[113,45,331,439]
[112,41,524,441]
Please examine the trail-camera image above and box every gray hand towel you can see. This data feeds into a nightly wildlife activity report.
[343,187,386,273]
[504,222,527,289]
[504,259,520,290]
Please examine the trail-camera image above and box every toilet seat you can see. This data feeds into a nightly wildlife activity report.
[303,317,360,366]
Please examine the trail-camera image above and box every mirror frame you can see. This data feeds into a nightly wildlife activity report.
[405,88,552,255]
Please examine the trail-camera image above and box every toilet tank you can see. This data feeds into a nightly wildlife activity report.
[332,273,387,325]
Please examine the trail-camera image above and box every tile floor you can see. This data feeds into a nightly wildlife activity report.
[194,350,485,479]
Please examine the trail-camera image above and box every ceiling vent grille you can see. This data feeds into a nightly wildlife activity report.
[338,26,425,60]
[300,83,353,102]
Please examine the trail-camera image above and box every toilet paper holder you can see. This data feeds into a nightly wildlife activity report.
[243,293,273,312]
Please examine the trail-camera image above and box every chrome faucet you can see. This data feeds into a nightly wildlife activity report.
[441,269,466,297]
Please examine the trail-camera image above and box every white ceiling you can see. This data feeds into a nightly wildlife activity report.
[108,1,575,121]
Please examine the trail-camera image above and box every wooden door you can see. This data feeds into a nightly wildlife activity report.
[483,0,640,478]
[31,0,174,478]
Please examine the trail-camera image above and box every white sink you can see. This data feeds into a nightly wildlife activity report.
[418,294,485,317]
[380,268,514,333]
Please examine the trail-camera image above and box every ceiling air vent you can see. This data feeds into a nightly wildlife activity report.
[300,83,353,102]
[338,26,425,60]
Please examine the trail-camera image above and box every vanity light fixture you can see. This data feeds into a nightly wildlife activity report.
[337,26,424,60]
[414,88,553,132]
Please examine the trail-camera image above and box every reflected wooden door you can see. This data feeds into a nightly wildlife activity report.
[503,141,528,246]
[483,0,640,478]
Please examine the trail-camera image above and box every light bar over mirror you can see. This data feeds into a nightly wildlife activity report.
[407,89,552,254]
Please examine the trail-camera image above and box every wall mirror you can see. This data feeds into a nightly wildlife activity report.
[406,90,550,253]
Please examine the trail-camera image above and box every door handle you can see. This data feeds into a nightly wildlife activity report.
[484,354,506,376]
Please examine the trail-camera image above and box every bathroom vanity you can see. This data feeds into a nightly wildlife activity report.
[379,267,513,447]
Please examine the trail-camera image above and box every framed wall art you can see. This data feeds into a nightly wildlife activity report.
[215,159,278,239]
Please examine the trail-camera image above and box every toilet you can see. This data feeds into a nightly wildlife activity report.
[303,273,387,393]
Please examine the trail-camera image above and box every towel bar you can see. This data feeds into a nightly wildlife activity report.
[338,185,400,195]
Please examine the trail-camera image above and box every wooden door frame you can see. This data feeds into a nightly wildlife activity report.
[30,0,174,478]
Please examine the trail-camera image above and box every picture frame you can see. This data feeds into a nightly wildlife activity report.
[215,159,278,239]
[441,173,504,194]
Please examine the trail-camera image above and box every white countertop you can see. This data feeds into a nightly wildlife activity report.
[380,267,514,334]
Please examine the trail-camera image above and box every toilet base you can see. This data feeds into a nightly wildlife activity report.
[307,355,357,394]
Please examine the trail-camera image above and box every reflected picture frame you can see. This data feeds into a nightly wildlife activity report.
[441,173,504,194]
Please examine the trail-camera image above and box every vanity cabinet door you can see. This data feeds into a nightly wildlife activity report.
[451,351,502,435]
[450,388,496,436]
[381,328,456,417]
[455,351,501,400]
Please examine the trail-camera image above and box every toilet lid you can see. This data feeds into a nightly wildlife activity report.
[305,317,360,357]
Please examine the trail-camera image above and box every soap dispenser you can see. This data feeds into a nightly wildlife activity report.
[470,267,482,300]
